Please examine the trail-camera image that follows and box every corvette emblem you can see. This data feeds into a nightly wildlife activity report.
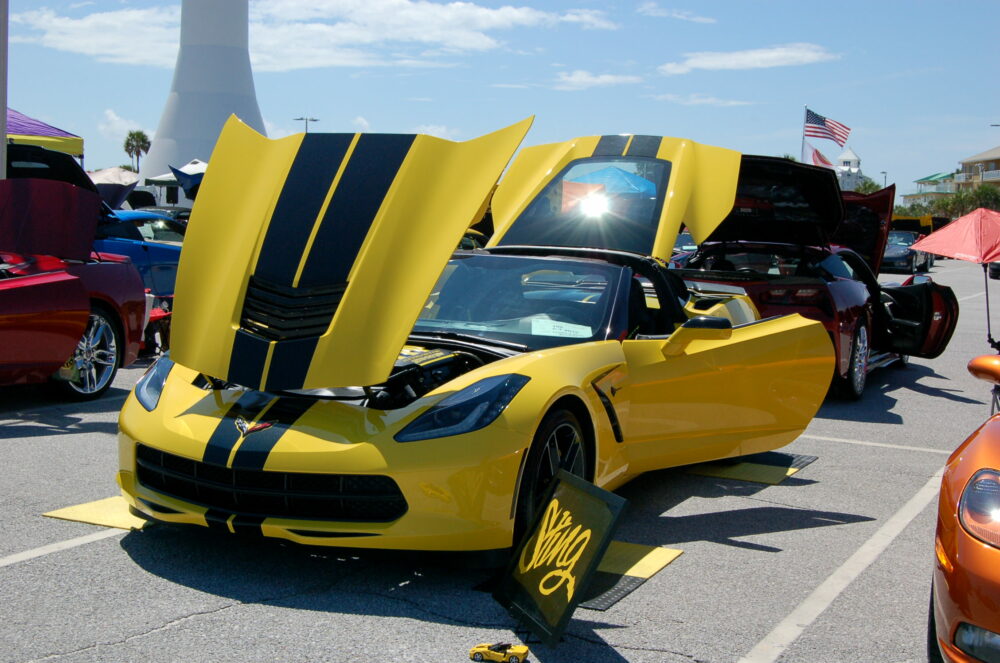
[234,416,274,437]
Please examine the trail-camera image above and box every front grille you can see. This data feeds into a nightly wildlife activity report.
[239,275,345,341]
[135,444,407,522]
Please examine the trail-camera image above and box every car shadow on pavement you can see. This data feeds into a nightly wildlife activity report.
[816,362,983,425]
[0,386,130,438]
[118,525,634,663]
[613,468,872,553]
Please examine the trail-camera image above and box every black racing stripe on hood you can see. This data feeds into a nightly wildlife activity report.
[230,397,315,471]
[227,330,271,390]
[297,133,417,288]
[202,391,274,466]
[263,337,318,392]
[593,135,629,157]
[253,133,354,287]
[626,135,662,158]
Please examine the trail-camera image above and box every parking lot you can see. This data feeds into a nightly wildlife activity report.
[0,258,992,663]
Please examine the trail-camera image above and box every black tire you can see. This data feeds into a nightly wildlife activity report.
[927,583,945,663]
[473,654,483,662]
[837,322,869,400]
[908,256,917,274]
[52,304,121,400]
[509,656,520,663]
[513,409,588,546]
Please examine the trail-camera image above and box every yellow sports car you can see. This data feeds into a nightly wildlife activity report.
[117,118,834,551]
[469,642,530,663]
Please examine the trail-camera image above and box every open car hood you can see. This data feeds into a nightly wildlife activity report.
[701,156,844,247]
[835,185,895,274]
[170,116,532,391]
[0,178,101,261]
[488,134,742,261]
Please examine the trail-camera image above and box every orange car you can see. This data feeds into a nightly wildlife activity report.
[930,354,1000,662]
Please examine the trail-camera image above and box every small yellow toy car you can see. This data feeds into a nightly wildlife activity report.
[469,642,530,663]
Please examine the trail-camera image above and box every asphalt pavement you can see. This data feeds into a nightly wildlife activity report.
[0,258,993,663]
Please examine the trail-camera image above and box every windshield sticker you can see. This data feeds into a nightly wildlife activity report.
[531,318,592,338]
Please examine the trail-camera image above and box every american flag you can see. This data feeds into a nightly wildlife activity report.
[804,108,851,146]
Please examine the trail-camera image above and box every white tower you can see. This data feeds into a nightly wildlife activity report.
[140,0,265,203]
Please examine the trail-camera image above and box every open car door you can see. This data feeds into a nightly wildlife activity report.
[878,277,959,358]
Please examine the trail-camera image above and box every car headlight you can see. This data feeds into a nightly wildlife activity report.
[394,374,530,442]
[959,468,1000,548]
[955,622,1000,663]
[134,354,175,412]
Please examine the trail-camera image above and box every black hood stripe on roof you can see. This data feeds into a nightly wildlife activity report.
[593,134,630,157]
[625,135,662,158]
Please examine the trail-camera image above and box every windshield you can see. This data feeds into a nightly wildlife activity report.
[497,157,670,255]
[414,254,623,350]
[888,231,916,247]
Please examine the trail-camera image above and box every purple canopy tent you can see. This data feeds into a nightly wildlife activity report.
[6,108,84,160]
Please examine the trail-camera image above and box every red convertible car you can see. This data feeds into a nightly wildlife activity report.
[0,168,145,399]
[676,156,958,399]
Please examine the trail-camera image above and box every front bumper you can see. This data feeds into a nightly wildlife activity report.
[117,389,530,551]
[932,527,1000,662]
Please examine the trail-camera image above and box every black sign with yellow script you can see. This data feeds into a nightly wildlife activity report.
[493,470,626,646]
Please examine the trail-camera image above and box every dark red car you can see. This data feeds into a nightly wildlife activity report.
[676,156,958,399]
[0,168,145,399]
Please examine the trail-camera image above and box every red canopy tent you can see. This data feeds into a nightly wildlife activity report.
[913,208,1000,350]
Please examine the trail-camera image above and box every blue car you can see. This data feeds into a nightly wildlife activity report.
[94,209,185,296]
[881,230,933,274]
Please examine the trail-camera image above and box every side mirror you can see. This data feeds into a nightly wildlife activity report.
[969,355,1000,384]
[661,316,733,357]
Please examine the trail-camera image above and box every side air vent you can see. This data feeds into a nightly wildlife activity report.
[239,275,345,341]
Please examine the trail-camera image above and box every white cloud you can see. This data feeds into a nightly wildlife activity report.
[12,2,616,73]
[554,70,642,91]
[559,9,618,30]
[11,8,180,67]
[353,116,371,132]
[97,109,149,142]
[636,3,715,23]
[410,124,461,139]
[659,43,837,75]
[652,93,752,107]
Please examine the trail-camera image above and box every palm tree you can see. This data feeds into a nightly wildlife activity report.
[124,130,151,171]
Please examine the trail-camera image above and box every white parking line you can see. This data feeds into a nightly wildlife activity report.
[958,291,986,302]
[0,529,122,569]
[737,469,943,663]
[801,434,951,455]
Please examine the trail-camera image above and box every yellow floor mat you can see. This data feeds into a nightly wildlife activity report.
[43,496,149,530]
[687,451,818,485]
[580,540,683,610]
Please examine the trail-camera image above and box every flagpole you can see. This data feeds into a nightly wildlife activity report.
[801,105,807,162]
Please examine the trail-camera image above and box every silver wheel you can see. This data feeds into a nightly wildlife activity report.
[473,654,483,662]
[839,323,869,400]
[58,309,120,399]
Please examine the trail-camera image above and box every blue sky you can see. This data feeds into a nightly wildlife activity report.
[8,0,999,195]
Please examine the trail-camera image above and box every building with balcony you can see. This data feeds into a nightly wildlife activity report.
[956,145,1000,192]
[900,172,955,207]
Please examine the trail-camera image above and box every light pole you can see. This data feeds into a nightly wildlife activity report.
[294,116,318,132]
[880,171,887,187]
